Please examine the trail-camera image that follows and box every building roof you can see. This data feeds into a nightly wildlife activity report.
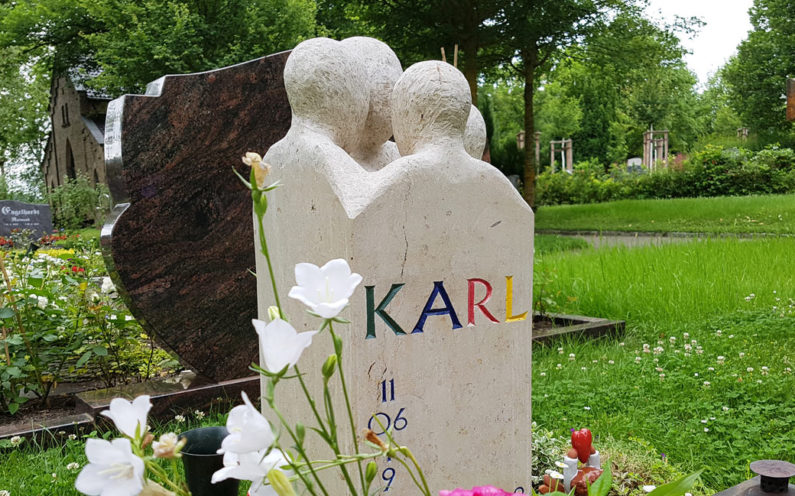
[68,67,113,101]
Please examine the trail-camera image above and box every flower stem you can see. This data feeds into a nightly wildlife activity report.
[402,447,432,496]
[256,211,283,317]
[320,375,359,495]
[144,459,190,496]
[327,321,366,492]
[269,397,330,496]
[294,365,329,434]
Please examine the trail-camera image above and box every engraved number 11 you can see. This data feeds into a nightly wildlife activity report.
[380,379,395,402]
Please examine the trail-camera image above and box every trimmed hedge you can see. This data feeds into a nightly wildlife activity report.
[536,145,795,205]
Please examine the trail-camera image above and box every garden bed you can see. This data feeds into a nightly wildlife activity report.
[0,374,259,442]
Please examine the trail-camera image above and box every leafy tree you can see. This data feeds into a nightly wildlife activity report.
[723,0,794,144]
[351,0,504,104]
[1,0,318,94]
[499,0,629,206]
[0,46,49,198]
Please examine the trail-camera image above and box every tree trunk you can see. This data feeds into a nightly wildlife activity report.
[461,35,479,106]
[521,47,537,208]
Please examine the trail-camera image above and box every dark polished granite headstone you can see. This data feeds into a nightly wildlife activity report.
[101,52,291,381]
[0,200,53,237]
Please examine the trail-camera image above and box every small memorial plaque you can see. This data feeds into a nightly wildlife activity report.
[0,201,53,238]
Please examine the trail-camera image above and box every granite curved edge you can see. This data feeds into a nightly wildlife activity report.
[100,51,292,382]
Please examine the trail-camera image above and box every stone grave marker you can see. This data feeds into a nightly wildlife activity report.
[0,200,53,237]
[101,51,291,382]
[257,38,534,494]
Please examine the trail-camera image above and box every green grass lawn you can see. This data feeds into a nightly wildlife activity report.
[535,234,591,254]
[535,194,795,233]
[4,234,792,494]
[533,237,795,490]
[0,407,252,495]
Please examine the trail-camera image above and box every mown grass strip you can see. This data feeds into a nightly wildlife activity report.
[535,194,795,234]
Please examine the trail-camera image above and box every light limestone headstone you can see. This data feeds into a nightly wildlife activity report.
[464,104,487,159]
[257,41,533,495]
[341,36,403,171]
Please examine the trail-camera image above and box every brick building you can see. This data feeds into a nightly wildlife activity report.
[41,75,112,192]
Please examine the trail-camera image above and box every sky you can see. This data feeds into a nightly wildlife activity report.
[645,0,754,88]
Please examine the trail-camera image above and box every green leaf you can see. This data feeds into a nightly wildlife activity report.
[28,277,43,289]
[42,334,59,342]
[647,471,703,496]
[588,463,612,496]
[0,307,15,319]
[92,346,108,356]
[76,351,92,368]
[8,402,20,414]
[5,366,22,378]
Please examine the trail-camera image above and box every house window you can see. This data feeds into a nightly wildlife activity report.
[65,140,76,180]
[61,104,70,127]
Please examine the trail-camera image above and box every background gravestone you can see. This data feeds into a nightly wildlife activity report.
[101,51,291,382]
[0,200,53,237]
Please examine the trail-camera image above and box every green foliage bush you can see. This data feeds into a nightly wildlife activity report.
[0,235,177,415]
[48,176,111,229]
[537,145,795,205]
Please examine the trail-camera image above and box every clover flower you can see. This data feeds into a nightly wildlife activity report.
[569,353,576,361]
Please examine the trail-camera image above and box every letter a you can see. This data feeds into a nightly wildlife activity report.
[413,281,463,333]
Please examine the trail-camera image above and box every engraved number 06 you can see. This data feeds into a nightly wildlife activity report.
[368,408,408,435]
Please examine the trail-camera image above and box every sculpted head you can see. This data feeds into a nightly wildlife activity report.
[391,61,471,156]
[464,105,487,160]
[283,38,369,151]
[340,37,403,148]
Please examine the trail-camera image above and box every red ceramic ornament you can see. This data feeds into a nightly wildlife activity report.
[571,428,593,463]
